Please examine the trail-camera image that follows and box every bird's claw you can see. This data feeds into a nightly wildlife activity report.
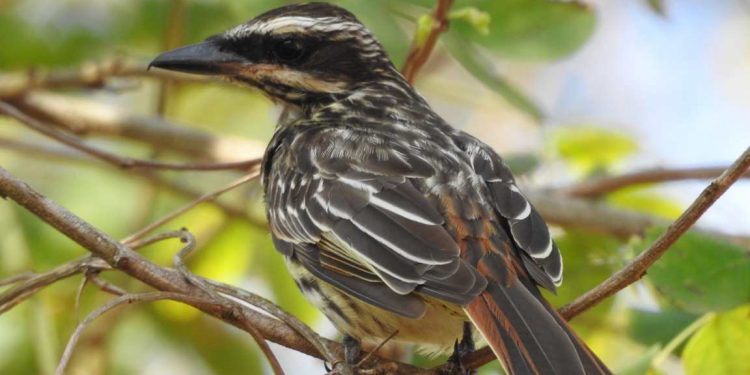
[441,322,476,375]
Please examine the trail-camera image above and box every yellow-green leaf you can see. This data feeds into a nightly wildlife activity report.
[682,305,750,375]
[550,126,638,175]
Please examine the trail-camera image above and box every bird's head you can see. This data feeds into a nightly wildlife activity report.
[150,2,400,107]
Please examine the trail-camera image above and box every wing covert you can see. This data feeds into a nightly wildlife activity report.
[465,139,563,291]
[265,126,487,315]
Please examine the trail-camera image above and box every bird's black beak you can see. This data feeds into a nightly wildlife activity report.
[149,41,243,75]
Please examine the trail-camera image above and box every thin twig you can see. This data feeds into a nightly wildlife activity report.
[86,274,128,296]
[2,99,260,171]
[0,58,214,99]
[10,91,265,162]
[170,226,289,375]
[0,271,36,287]
[55,292,213,375]
[206,279,338,366]
[0,257,108,314]
[462,147,750,370]
[559,146,750,319]
[401,0,455,83]
[562,166,750,198]
[121,171,260,245]
[0,136,267,229]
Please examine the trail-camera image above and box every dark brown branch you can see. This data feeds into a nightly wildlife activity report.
[401,0,455,83]
[562,166,750,198]
[462,146,750,370]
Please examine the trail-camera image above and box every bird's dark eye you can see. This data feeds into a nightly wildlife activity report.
[273,39,306,63]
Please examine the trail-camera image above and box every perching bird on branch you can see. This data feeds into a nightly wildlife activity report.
[150,3,610,374]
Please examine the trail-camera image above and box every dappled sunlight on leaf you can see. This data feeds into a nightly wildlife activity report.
[608,188,684,220]
[550,126,638,176]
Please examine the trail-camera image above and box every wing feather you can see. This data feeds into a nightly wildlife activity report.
[464,138,564,289]
[266,128,486,310]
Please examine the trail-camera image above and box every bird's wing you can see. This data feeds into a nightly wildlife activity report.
[462,139,563,291]
[455,134,610,375]
[266,126,486,318]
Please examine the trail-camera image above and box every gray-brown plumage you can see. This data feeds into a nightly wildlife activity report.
[150,3,610,374]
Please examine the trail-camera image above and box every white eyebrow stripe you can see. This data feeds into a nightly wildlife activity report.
[228,16,363,38]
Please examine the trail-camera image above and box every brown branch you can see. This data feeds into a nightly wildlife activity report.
[562,166,750,198]
[462,146,750,370]
[559,146,750,319]
[9,91,265,162]
[121,171,260,245]
[0,136,267,229]
[0,58,214,99]
[0,166,431,375]
[5,92,746,246]
[0,101,261,172]
[401,0,455,83]
[0,257,108,314]
[56,292,216,375]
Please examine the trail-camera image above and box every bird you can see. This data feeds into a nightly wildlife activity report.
[150,3,611,374]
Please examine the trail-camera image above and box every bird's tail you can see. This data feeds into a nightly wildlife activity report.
[464,281,611,375]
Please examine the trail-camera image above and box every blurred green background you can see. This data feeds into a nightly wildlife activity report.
[1,1,749,374]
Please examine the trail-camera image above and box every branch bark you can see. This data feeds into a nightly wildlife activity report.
[0,58,213,99]
[561,166,750,198]
[401,0,455,83]
[0,166,432,375]
[559,146,750,318]
[9,91,265,162]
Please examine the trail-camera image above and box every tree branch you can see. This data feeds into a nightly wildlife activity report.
[401,0,455,83]
[0,58,213,99]
[559,146,750,318]
[8,91,265,162]
[561,166,750,198]
[0,166,431,375]
[0,100,260,172]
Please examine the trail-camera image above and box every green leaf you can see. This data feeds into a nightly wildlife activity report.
[646,228,750,314]
[504,153,540,176]
[550,126,638,175]
[645,0,667,18]
[608,188,684,220]
[682,306,750,375]
[627,308,698,348]
[449,7,491,35]
[545,231,622,328]
[443,33,543,120]
[449,0,596,60]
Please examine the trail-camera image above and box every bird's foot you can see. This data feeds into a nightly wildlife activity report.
[440,322,476,375]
